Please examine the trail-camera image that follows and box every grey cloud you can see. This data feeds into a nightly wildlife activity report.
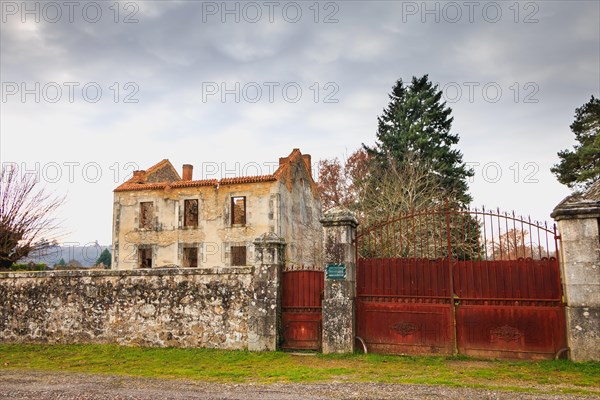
[1,0,598,243]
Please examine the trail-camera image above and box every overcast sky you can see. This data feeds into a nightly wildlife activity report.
[1,0,599,245]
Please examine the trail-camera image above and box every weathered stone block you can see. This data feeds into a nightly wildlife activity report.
[564,283,600,307]
[566,306,600,362]
[322,297,354,354]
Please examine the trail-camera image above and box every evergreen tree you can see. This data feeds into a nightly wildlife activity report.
[95,248,112,268]
[551,95,600,190]
[366,75,473,205]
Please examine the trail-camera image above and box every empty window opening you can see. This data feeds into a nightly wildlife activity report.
[139,247,152,269]
[231,245,247,266]
[183,247,198,268]
[231,196,246,225]
[184,199,199,227]
[139,202,154,229]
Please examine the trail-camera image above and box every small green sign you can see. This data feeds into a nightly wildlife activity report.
[326,263,346,280]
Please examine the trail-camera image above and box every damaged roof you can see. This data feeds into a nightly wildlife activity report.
[114,148,314,193]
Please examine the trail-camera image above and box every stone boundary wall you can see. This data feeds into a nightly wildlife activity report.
[0,268,254,349]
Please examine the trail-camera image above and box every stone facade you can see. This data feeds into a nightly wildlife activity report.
[112,149,322,271]
[552,180,600,362]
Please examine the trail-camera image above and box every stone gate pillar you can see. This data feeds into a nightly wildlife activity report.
[248,233,285,351]
[320,208,359,354]
[552,183,600,362]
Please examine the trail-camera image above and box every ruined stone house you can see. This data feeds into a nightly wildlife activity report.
[112,149,322,270]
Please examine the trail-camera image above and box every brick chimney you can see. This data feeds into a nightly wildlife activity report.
[302,154,312,178]
[133,170,145,183]
[182,164,193,181]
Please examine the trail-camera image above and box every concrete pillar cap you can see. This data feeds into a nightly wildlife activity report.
[552,180,600,220]
[321,207,359,227]
[253,232,285,246]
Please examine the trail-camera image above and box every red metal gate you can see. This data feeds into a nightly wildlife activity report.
[356,257,454,355]
[355,205,567,359]
[281,269,324,350]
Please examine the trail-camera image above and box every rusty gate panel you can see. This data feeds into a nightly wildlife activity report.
[281,270,324,351]
[356,257,454,355]
[456,305,567,359]
[356,300,453,355]
[355,205,567,360]
[454,258,566,359]
[453,259,563,300]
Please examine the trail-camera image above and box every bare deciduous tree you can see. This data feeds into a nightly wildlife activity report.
[319,149,482,260]
[356,152,451,226]
[317,149,371,212]
[319,150,451,222]
[488,229,547,260]
[0,165,64,269]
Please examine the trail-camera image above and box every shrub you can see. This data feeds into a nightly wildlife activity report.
[9,263,48,271]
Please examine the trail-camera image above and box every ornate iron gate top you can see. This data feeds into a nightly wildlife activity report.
[355,204,559,262]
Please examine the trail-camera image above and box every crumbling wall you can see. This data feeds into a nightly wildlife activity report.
[0,268,253,349]
[278,159,323,270]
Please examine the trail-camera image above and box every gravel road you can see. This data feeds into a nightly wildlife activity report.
[0,370,595,400]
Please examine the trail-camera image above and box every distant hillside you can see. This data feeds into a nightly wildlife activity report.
[20,244,112,267]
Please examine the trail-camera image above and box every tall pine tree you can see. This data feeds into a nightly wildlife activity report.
[551,95,600,190]
[366,75,473,205]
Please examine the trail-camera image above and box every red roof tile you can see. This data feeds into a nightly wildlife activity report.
[219,175,277,185]
[113,149,316,194]
[114,179,220,192]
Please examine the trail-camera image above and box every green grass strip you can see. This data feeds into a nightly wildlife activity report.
[0,344,598,395]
